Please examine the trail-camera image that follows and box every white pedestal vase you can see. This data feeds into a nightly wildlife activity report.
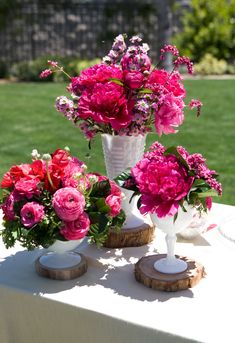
[150,205,196,274]
[101,134,155,248]
[101,133,146,229]
[35,239,87,280]
[135,205,206,291]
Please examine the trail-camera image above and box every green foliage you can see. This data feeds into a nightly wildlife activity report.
[173,0,235,63]
[0,60,8,78]
[10,56,101,82]
[194,54,229,75]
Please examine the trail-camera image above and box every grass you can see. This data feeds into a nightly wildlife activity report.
[0,80,234,206]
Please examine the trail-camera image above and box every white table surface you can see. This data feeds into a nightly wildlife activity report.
[1,202,235,343]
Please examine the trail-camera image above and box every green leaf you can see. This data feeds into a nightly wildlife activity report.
[95,198,110,214]
[109,78,124,86]
[90,180,111,197]
[197,189,219,198]
[114,168,131,186]
[164,146,189,170]
[138,88,153,94]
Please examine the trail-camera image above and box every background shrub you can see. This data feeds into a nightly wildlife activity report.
[9,56,101,82]
[173,0,235,63]
[0,60,8,78]
[194,54,228,75]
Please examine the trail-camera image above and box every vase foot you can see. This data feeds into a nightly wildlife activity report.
[135,254,205,291]
[39,252,82,269]
[35,253,87,280]
[154,257,188,274]
[104,222,154,248]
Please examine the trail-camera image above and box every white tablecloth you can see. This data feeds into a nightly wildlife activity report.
[1,203,235,343]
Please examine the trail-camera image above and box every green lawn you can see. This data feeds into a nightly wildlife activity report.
[0,80,234,206]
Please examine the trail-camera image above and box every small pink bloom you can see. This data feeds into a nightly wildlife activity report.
[60,212,90,240]
[174,56,193,74]
[106,194,121,217]
[154,94,184,136]
[52,187,85,222]
[160,44,179,60]
[48,60,58,67]
[189,99,203,117]
[123,70,145,89]
[20,202,45,228]
[146,69,186,98]
[121,50,151,71]
[15,177,41,199]
[39,69,52,78]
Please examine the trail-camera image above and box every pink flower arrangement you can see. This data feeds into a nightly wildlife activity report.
[116,142,222,218]
[0,148,125,250]
[40,34,202,140]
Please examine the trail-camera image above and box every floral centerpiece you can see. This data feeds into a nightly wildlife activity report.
[39,34,204,238]
[40,34,202,140]
[0,148,125,250]
[116,142,222,219]
[115,142,222,274]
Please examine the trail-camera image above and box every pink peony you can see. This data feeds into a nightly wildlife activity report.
[154,94,184,136]
[123,70,145,89]
[146,70,186,98]
[60,212,90,240]
[131,154,194,217]
[52,187,85,222]
[78,82,132,131]
[15,177,41,199]
[20,202,45,228]
[71,63,123,94]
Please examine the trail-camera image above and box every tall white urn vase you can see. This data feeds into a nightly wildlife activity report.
[101,134,146,229]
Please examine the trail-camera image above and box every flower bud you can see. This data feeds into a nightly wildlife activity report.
[42,153,51,162]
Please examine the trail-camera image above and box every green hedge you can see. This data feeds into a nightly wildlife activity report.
[9,56,101,82]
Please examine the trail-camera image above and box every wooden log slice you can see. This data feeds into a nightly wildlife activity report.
[135,254,205,292]
[35,253,87,281]
[104,223,155,248]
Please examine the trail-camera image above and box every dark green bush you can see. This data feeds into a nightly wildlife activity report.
[10,56,101,82]
[173,0,235,63]
[0,60,8,78]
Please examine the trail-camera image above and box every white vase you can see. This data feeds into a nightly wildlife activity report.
[101,133,146,229]
[150,205,196,274]
[178,210,210,240]
[39,239,84,269]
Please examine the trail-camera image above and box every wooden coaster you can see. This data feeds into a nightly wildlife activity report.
[104,223,155,248]
[35,253,87,280]
[135,254,205,292]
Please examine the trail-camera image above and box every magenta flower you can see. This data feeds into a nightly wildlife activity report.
[105,180,122,217]
[39,69,52,78]
[78,82,132,131]
[52,187,85,222]
[131,154,194,217]
[20,202,45,228]
[60,212,90,240]
[123,70,145,89]
[71,63,123,94]
[15,177,41,199]
[146,69,186,98]
[154,94,184,136]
